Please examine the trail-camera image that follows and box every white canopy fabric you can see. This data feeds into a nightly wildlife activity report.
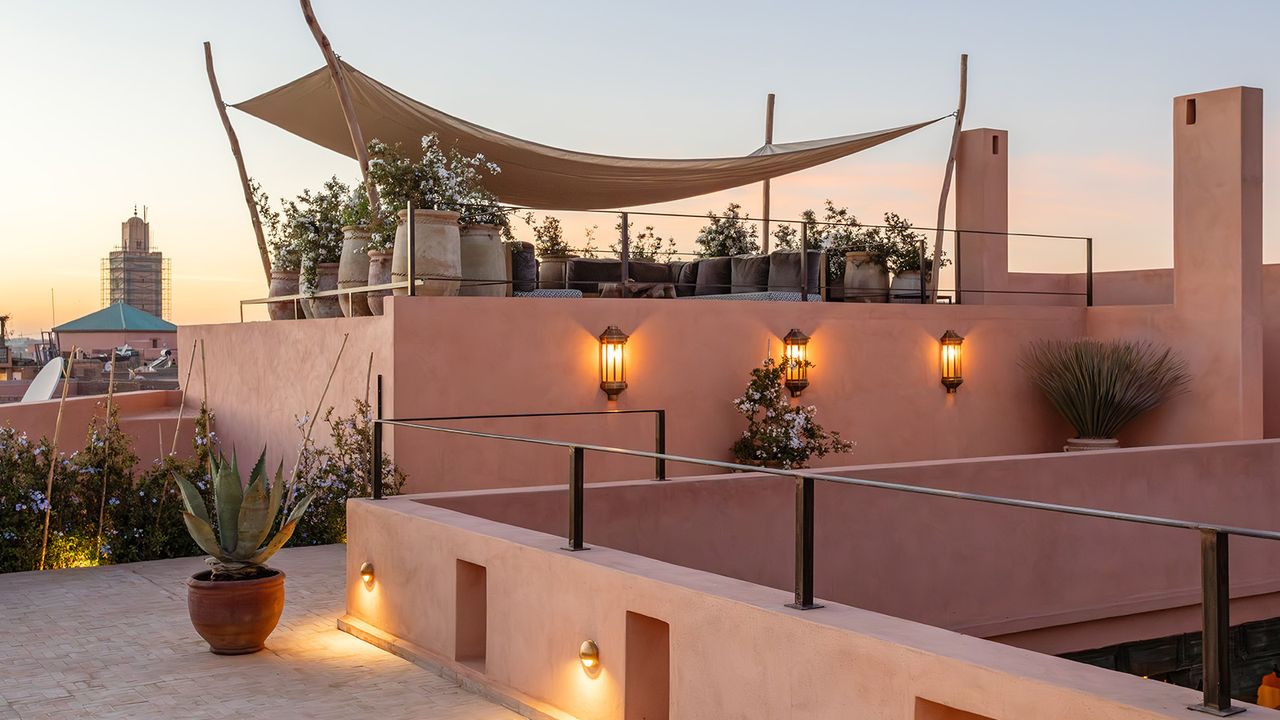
[233,61,947,210]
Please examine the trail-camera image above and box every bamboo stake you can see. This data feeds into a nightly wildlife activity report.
[364,351,373,408]
[928,54,968,304]
[204,41,271,286]
[38,350,76,571]
[299,0,380,211]
[200,339,210,438]
[170,339,199,455]
[761,93,776,252]
[94,357,119,563]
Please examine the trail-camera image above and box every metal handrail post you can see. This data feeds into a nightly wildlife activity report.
[619,212,630,299]
[1190,530,1241,716]
[655,409,667,481]
[372,374,384,500]
[919,237,927,304]
[954,229,963,305]
[406,200,417,297]
[786,475,821,610]
[800,224,809,301]
[564,446,587,551]
[1086,237,1094,307]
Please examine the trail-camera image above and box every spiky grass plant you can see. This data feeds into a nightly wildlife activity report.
[175,451,314,579]
[1020,339,1190,440]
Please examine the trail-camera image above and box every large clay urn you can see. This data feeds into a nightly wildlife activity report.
[267,270,301,320]
[187,569,285,655]
[889,270,924,304]
[391,209,461,297]
[366,250,393,315]
[843,251,889,303]
[300,263,343,318]
[537,254,577,289]
[338,226,373,317]
[459,224,509,297]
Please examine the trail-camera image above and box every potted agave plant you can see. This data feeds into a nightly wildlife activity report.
[176,452,314,655]
[1020,339,1190,451]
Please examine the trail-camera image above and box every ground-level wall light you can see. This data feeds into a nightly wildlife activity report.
[599,326,628,400]
[783,328,810,397]
[359,562,375,588]
[579,639,600,669]
[940,330,964,393]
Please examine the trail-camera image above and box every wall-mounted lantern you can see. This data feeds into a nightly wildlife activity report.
[599,326,628,400]
[782,328,810,397]
[939,330,964,393]
[579,639,600,670]
[359,562,375,588]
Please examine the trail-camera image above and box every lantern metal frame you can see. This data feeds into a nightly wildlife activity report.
[599,326,629,400]
[939,329,964,393]
[782,328,810,397]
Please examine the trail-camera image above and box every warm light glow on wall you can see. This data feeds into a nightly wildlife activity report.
[783,329,810,397]
[599,326,628,400]
[939,330,964,393]
[360,562,375,588]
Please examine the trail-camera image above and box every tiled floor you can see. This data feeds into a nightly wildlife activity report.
[0,545,521,719]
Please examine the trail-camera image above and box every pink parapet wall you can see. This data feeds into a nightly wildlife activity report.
[0,390,195,468]
[344,493,1274,719]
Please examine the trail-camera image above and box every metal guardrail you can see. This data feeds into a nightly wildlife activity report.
[240,201,1095,314]
[369,370,1272,715]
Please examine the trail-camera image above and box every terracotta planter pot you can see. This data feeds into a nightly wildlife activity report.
[268,271,300,320]
[366,250,393,315]
[391,209,461,297]
[459,224,509,297]
[843,251,889,303]
[889,270,923,304]
[187,568,285,655]
[537,254,576,289]
[300,263,342,318]
[338,227,373,317]
[1064,437,1120,452]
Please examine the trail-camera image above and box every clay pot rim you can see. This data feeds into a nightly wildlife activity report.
[188,567,284,588]
[396,208,461,222]
[315,262,341,270]
[341,225,374,235]
[460,223,502,231]
[271,269,300,278]
[366,249,394,258]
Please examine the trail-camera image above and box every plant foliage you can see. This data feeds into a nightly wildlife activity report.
[1020,339,1191,439]
[731,356,854,469]
[696,203,760,257]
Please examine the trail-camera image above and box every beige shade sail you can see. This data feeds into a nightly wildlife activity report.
[233,61,948,210]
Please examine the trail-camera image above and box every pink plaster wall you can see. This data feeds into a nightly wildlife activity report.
[379,296,1083,492]
[180,315,392,473]
[423,440,1280,658]
[0,389,195,468]
[346,496,1263,719]
[956,128,1009,304]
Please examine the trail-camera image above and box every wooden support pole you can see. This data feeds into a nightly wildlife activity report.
[300,0,380,211]
[204,41,272,286]
[761,93,776,252]
[928,54,968,304]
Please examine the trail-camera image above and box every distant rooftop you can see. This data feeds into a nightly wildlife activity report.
[54,301,176,333]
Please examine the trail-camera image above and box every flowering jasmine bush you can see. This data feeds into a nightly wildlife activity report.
[291,399,405,546]
[696,203,760,257]
[367,134,512,237]
[730,356,854,469]
[0,404,216,573]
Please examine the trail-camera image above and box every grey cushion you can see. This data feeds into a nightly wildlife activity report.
[566,258,623,295]
[694,257,733,296]
[731,254,770,293]
[767,249,824,294]
[629,260,671,284]
[672,260,698,297]
[510,242,536,293]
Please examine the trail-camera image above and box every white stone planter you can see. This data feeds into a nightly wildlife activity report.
[459,224,509,297]
[391,209,461,297]
[338,226,373,317]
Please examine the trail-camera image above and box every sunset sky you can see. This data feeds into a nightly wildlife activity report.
[1,0,1278,335]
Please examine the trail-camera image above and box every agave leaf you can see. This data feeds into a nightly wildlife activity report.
[233,463,272,560]
[249,448,266,493]
[265,461,285,528]
[174,476,211,527]
[181,511,225,560]
[247,492,315,566]
[213,451,242,553]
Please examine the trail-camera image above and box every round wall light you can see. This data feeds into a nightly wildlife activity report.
[579,639,600,670]
[359,561,375,588]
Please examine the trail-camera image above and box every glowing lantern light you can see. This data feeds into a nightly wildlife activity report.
[599,326,628,400]
[783,328,810,397]
[940,330,964,393]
